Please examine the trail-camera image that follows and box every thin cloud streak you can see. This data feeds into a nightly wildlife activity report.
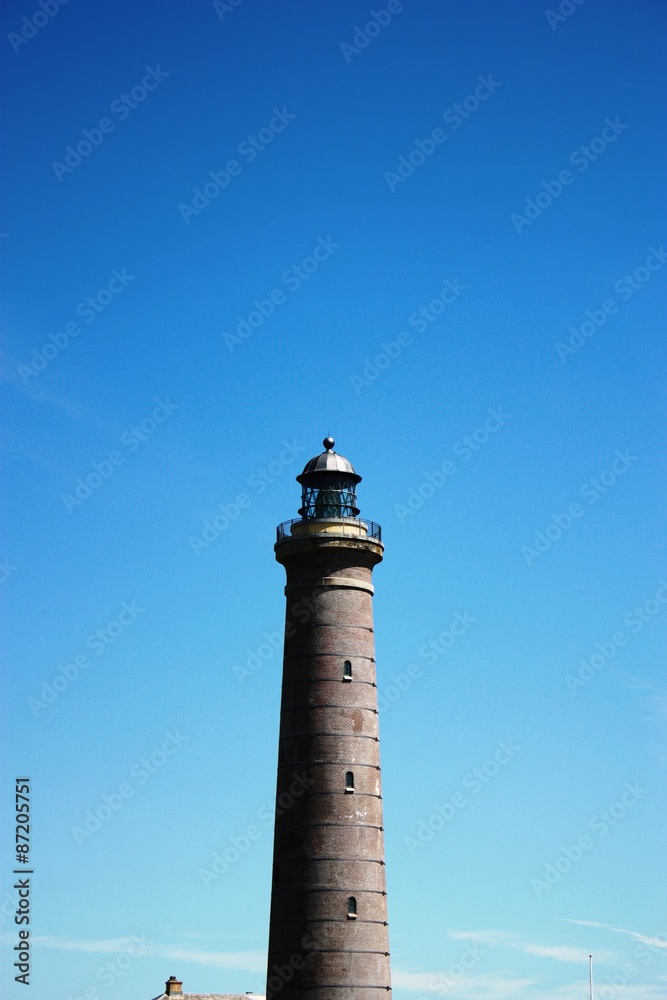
[149,945,266,972]
[563,919,667,949]
[22,935,145,953]
[392,967,666,999]
[10,933,665,997]
[0,360,88,421]
[4,936,265,972]
[447,929,614,964]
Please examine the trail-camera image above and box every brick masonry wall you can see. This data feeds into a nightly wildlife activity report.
[265,534,391,999]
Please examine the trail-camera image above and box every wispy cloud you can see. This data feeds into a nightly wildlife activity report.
[392,967,666,999]
[390,929,616,997]
[448,929,513,946]
[1,935,265,972]
[0,357,88,421]
[149,945,265,972]
[563,919,667,949]
[447,929,614,964]
[522,943,598,963]
[7,935,143,953]
[8,930,664,997]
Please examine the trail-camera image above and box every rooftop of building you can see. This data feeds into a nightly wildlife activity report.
[152,995,265,1000]
[152,993,265,1000]
[152,979,264,1000]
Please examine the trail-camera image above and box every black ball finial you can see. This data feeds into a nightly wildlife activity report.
[323,436,335,451]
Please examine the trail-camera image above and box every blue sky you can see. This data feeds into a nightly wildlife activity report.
[1,1,666,998]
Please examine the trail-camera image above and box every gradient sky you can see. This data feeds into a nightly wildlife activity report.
[1,1,666,999]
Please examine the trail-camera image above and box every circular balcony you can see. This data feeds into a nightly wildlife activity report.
[276,517,381,544]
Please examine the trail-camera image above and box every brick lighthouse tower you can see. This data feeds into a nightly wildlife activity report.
[265,437,392,999]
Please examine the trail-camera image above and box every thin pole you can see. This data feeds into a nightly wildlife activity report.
[589,954,593,1000]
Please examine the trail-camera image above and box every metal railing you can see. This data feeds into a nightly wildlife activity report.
[276,518,382,543]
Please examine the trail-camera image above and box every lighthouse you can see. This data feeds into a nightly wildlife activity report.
[265,437,392,999]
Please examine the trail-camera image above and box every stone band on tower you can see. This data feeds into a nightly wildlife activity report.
[265,438,392,999]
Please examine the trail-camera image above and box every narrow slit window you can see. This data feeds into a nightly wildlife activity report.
[343,660,352,680]
[345,771,354,792]
[347,896,357,918]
